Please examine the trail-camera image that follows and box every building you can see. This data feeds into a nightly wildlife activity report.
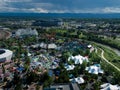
[16,28,38,37]
[87,44,94,53]
[0,49,13,81]
[32,19,63,27]
[48,43,57,49]
[39,43,57,49]
[45,83,79,90]
[0,49,13,63]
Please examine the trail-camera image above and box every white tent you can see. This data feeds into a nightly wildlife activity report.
[64,65,75,71]
[100,83,120,90]
[70,77,85,84]
[87,44,92,48]
[48,43,57,49]
[85,64,104,75]
[40,42,47,49]
[68,55,88,65]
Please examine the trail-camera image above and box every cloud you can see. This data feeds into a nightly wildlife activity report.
[26,8,48,13]
[0,0,120,13]
[0,6,48,13]
[3,0,31,2]
[0,0,6,5]
[103,7,120,13]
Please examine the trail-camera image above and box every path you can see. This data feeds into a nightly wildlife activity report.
[98,48,120,72]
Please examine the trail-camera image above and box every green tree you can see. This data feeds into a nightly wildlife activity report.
[2,64,5,74]
[14,82,23,90]
[36,85,40,90]
[80,61,87,73]
[40,72,53,87]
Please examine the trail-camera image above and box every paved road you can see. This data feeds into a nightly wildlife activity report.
[99,48,120,72]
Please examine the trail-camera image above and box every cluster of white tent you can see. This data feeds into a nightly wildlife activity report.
[85,64,104,75]
[65,54,88,84]
[68,55,89,65]
[65,54,89,71]
[100,83,120,90]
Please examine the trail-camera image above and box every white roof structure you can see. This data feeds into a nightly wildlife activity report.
[85,64,104,75]
[31,44,39,48]
[40,42,47,49]
[16,28,38,36]
[0,49,13,62]
[48,43,57,49]
[87,44,92,48]
[64,65,75,71]
[70,77,85,84]
[100,83,120,90]
[68,55,88,64]
[27,53,31,57]
[40,43,57,49]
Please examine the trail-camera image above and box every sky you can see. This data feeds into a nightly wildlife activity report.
[0,0,120,13]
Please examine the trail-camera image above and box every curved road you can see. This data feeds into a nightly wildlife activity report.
[99,48,120,72]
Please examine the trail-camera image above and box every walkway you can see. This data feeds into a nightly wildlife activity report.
[97,48,120,72]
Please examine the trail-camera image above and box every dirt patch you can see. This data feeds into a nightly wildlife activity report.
[0,30,11,40]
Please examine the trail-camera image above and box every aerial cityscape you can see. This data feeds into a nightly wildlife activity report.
[0,0,120,90]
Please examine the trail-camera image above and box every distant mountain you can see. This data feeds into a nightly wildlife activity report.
[0,13,120,18]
